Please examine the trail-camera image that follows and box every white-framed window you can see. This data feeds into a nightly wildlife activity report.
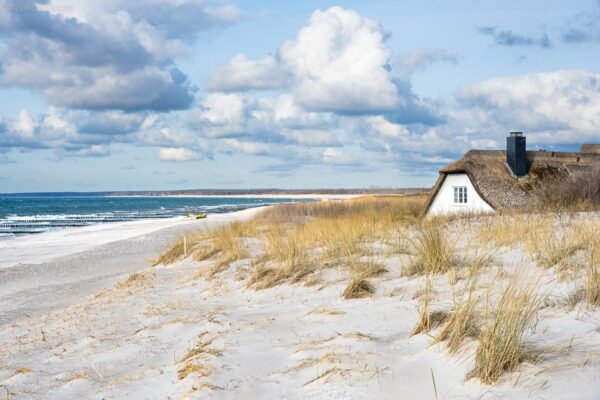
[454,186,467,204]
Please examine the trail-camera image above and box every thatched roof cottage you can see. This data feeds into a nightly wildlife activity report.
[425,132,600,216]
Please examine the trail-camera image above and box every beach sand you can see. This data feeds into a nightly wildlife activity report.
[0,209,599,399]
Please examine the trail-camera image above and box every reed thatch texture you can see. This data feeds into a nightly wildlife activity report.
[424,149,600,213]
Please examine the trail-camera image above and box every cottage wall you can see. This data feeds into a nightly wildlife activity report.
[428,173,494,216]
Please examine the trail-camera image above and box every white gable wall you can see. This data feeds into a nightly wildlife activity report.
[427,173,494,216]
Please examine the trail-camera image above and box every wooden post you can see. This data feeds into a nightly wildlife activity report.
[184,236,187,256]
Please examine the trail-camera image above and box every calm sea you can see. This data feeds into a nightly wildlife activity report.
[0,196,310,238]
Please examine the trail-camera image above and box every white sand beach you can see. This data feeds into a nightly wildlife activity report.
[0,205,599,399]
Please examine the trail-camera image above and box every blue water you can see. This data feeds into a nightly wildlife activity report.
[0,196,310,237]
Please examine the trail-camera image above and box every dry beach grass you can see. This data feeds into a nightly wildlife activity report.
[2,197,600,398]
[151,195,600,390]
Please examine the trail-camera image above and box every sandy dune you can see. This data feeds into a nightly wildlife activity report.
[0,210,599,399]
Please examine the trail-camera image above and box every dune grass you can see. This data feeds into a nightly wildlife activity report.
[569,227,600,307]
[470,274,544,384]
[433,277,480,353]
[246,195,426,292]
[115,271,156,290]
[343,276,375,299]
[153,232,205,266]
[531,227,584,270]
[145,193,600,389]
[155,194,427,297]
[412,275,450,335]
[405,223,456,276]
[583,257,600,306]
[198,221,256,276]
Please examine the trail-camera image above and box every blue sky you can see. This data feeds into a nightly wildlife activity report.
[1,0,600,192]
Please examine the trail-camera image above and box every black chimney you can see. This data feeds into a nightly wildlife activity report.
[507,132,526,177]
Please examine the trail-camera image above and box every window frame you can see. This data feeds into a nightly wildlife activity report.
[453,186,467,204]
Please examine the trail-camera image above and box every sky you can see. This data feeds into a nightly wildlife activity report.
[0,0,600,192]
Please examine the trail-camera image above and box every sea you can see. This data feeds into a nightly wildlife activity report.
[0,195,311,238]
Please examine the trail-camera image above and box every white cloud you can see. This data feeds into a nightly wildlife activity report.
[282,129,340,147]
[196,92,249,127]
[159,147,203,161]
[209,7,403,115]
[280,7,401,114]
[0,0,241,111]
[457,69,600,143]
[13,110,37,139]
[321,148,357,165]
[63,144,111,157]
[223,139,280,156]
[190,92,337,142]
[360,115,456,163]
[190,6,450,173]
[189,92,252,138]
[208,54,291,92]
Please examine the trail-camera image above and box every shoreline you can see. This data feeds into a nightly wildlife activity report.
[0,207,266,270]
[0,206,266,326]
[0,197,321,245]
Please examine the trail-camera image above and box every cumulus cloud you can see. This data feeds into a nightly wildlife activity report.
[0,107,213,163]
[387,80,446,126]
[354,69,600,173]
[13,110,37,140]
[74,111,148,136]
[207,55,292,92]
[279,7,401,114]
[209,7,407,115]
[478,26,551,48]
[457,70,600,142]
[189,92,338,143]
[321,148,359,166]
[0,0,240,111]
[359,70,600,170]
[159,147,204,161]
[190,92,252,137]
[359,115,457,166]
[189,6,447,172]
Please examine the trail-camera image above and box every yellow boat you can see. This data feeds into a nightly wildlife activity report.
[194,211,207,219]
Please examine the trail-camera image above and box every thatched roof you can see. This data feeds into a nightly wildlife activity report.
[424,149,600,213]
[580,144,600,154]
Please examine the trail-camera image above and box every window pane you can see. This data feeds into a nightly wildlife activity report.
[454,187,467,203]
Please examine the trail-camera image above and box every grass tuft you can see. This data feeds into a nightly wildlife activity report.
[343,276,375,299]
[406,224,455,276]
[195,221,255,276]
[581,227,600,306]
[533,230,583,270]
[469,274,543,384]
[433,277,480,353]
[115,271,156,290]
[412,275,449,335]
